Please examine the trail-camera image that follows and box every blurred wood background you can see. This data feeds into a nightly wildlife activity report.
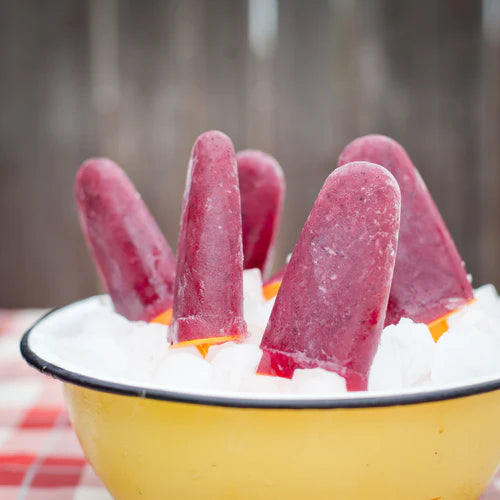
[0,0,499,307]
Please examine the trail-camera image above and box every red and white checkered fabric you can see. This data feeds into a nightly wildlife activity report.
[1,308,500,499]
[0,310,111,499]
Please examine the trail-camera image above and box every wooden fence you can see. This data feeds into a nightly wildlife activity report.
[0,0,499,307]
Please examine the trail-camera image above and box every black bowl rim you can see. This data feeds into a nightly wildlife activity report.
[20,300,500,410]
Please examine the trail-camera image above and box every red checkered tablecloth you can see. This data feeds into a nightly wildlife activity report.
[0,310,111,499]
[1,308,500,499]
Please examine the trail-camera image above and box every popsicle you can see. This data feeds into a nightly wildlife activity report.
[169,131,247,349]
[75,158,176,322]
[237,150,285,278]
[337,135,474,334]
[257,162,401,391]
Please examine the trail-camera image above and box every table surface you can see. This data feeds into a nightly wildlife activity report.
[0,309,111,499]
[1,308,500,500]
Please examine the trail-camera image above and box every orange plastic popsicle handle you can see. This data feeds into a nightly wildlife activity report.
[427,299,476,341]
[150,308,173,326]
[151,309,240,357]
[170,336,241,358]
[262,281,282,301]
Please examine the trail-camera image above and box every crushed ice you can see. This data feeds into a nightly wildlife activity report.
[28,272,500,397]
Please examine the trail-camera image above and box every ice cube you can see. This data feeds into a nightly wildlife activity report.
[369,318,435,391]
[243,269,265,304]
[291,368,347,394]
[448,287,500,336]
[118,321,169,383]
[474,284,500,311]
[241,374,293,394]
[153,351,213,392]
[243,268,268,334]
[432,325,500,385]
[211,343,263,391]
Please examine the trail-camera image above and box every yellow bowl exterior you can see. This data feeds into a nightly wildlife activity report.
[64,383,500,500]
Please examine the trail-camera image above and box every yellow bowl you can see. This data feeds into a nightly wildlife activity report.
[21,305,500,500]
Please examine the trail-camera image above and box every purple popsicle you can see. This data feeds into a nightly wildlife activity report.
[237,150,285,278]
[169,131,247,347]
[257,162,401,391]
[75,158,176,322]
[337,135,474,327]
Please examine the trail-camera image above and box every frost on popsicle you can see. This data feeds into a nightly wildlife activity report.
[337,135,474,332]
[75,158,177,322]
[258,162,401,391]
[237,149,285,279]
[169,131,247,348]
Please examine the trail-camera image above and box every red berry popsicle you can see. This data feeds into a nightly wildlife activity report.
[337,135,474,331]
[75,159,176,322]
[169,131,247,349]
[237,150,285,278]
[257,162,401,391]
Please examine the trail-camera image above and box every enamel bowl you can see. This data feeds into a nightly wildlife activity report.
[21,300,500,500]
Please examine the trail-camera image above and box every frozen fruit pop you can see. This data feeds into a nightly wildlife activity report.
[258,162,401,391]
[75,158,176,322]
[337,135,474,329]
[237,150,285,278]
[169,131,247,348]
